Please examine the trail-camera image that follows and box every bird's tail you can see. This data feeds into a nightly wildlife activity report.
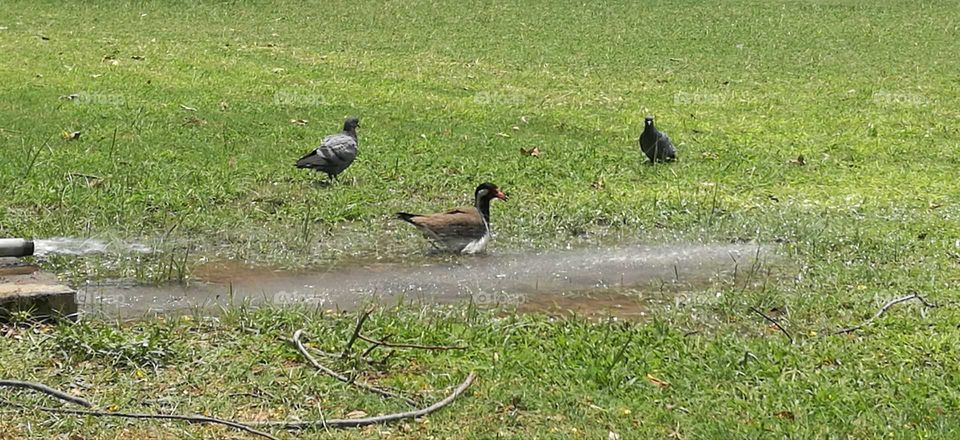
[294,151,317,168]
[396,212,420,223]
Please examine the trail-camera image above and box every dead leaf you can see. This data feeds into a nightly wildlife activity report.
[790,154,806,166]
[520,116,529,124]
[290,119,308,126]
[345,410,368,419]
[179,104,197,112]
[66,173,104,188]
[219,101,229,111]
[592,174,605,190]
[511,125,520,131]
[496,132,510,138]
[775,410,795,420]
[62,130,81,140]
[645,373,669,388]
[520,146,540,157]
[60,93,80,101]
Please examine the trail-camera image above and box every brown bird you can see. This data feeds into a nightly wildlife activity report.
[396,183,508,254]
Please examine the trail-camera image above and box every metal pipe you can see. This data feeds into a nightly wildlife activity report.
[0,239,35,257]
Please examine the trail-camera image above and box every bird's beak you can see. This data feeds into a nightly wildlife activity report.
[496,190,508,201]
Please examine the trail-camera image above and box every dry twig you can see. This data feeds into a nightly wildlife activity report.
[248,372,476,429]
[0,380,92,408]
[357,334,468,351]
[749,306,794,344]
[341,308,373,359]
[361,333,391,358]
[293,329,417,406]
[0,398,278,440]
[835,293,939,335]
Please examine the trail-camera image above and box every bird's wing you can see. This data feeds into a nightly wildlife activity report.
[319,133,358,161]
[296,133,357,170]
[656,132,675,149]
[409,207,486,241]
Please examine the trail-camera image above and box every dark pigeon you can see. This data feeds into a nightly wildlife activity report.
[295,117,360,180]
[639,115,677,163]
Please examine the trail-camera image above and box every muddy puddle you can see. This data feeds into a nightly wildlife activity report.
[78,242,775,319]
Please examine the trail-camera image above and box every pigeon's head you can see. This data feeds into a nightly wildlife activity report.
[343,116,360,131]
[644,115,655,127]
[475,183,508,202]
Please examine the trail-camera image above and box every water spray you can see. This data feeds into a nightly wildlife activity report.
[0,239,35,258]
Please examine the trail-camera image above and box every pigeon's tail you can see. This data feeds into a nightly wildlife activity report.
[396,212,420,224]
[295,151,317,168]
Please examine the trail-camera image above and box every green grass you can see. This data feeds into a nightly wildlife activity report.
[1,0,960,437]
[2,304,959,439]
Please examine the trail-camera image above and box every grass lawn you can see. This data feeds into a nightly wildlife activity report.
[1,0,960,438]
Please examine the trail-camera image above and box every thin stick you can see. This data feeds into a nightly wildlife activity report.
[248,372,476,429]
[109,126,118,161]
[0,380,93,408]
[356,334,467,351]
[360,334,390,358]
[749,306,794,344]
[293,330,417,406]
[0,399,278,440]
[341,308,373,358]
[835,293,938,335]
[22,139,50,179]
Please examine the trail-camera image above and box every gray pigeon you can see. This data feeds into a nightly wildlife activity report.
[639,115,677,163]
[295,116,360,180]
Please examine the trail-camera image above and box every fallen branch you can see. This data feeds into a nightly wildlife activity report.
[292,329,417,406]
[341,308,373,359]
[0,380,92,408]
[836,293,938,335]
[749,306,794,344]
[248,372,476,429]
[361,333,391,358]
[357,334,468,351]
[0,399,278,440]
